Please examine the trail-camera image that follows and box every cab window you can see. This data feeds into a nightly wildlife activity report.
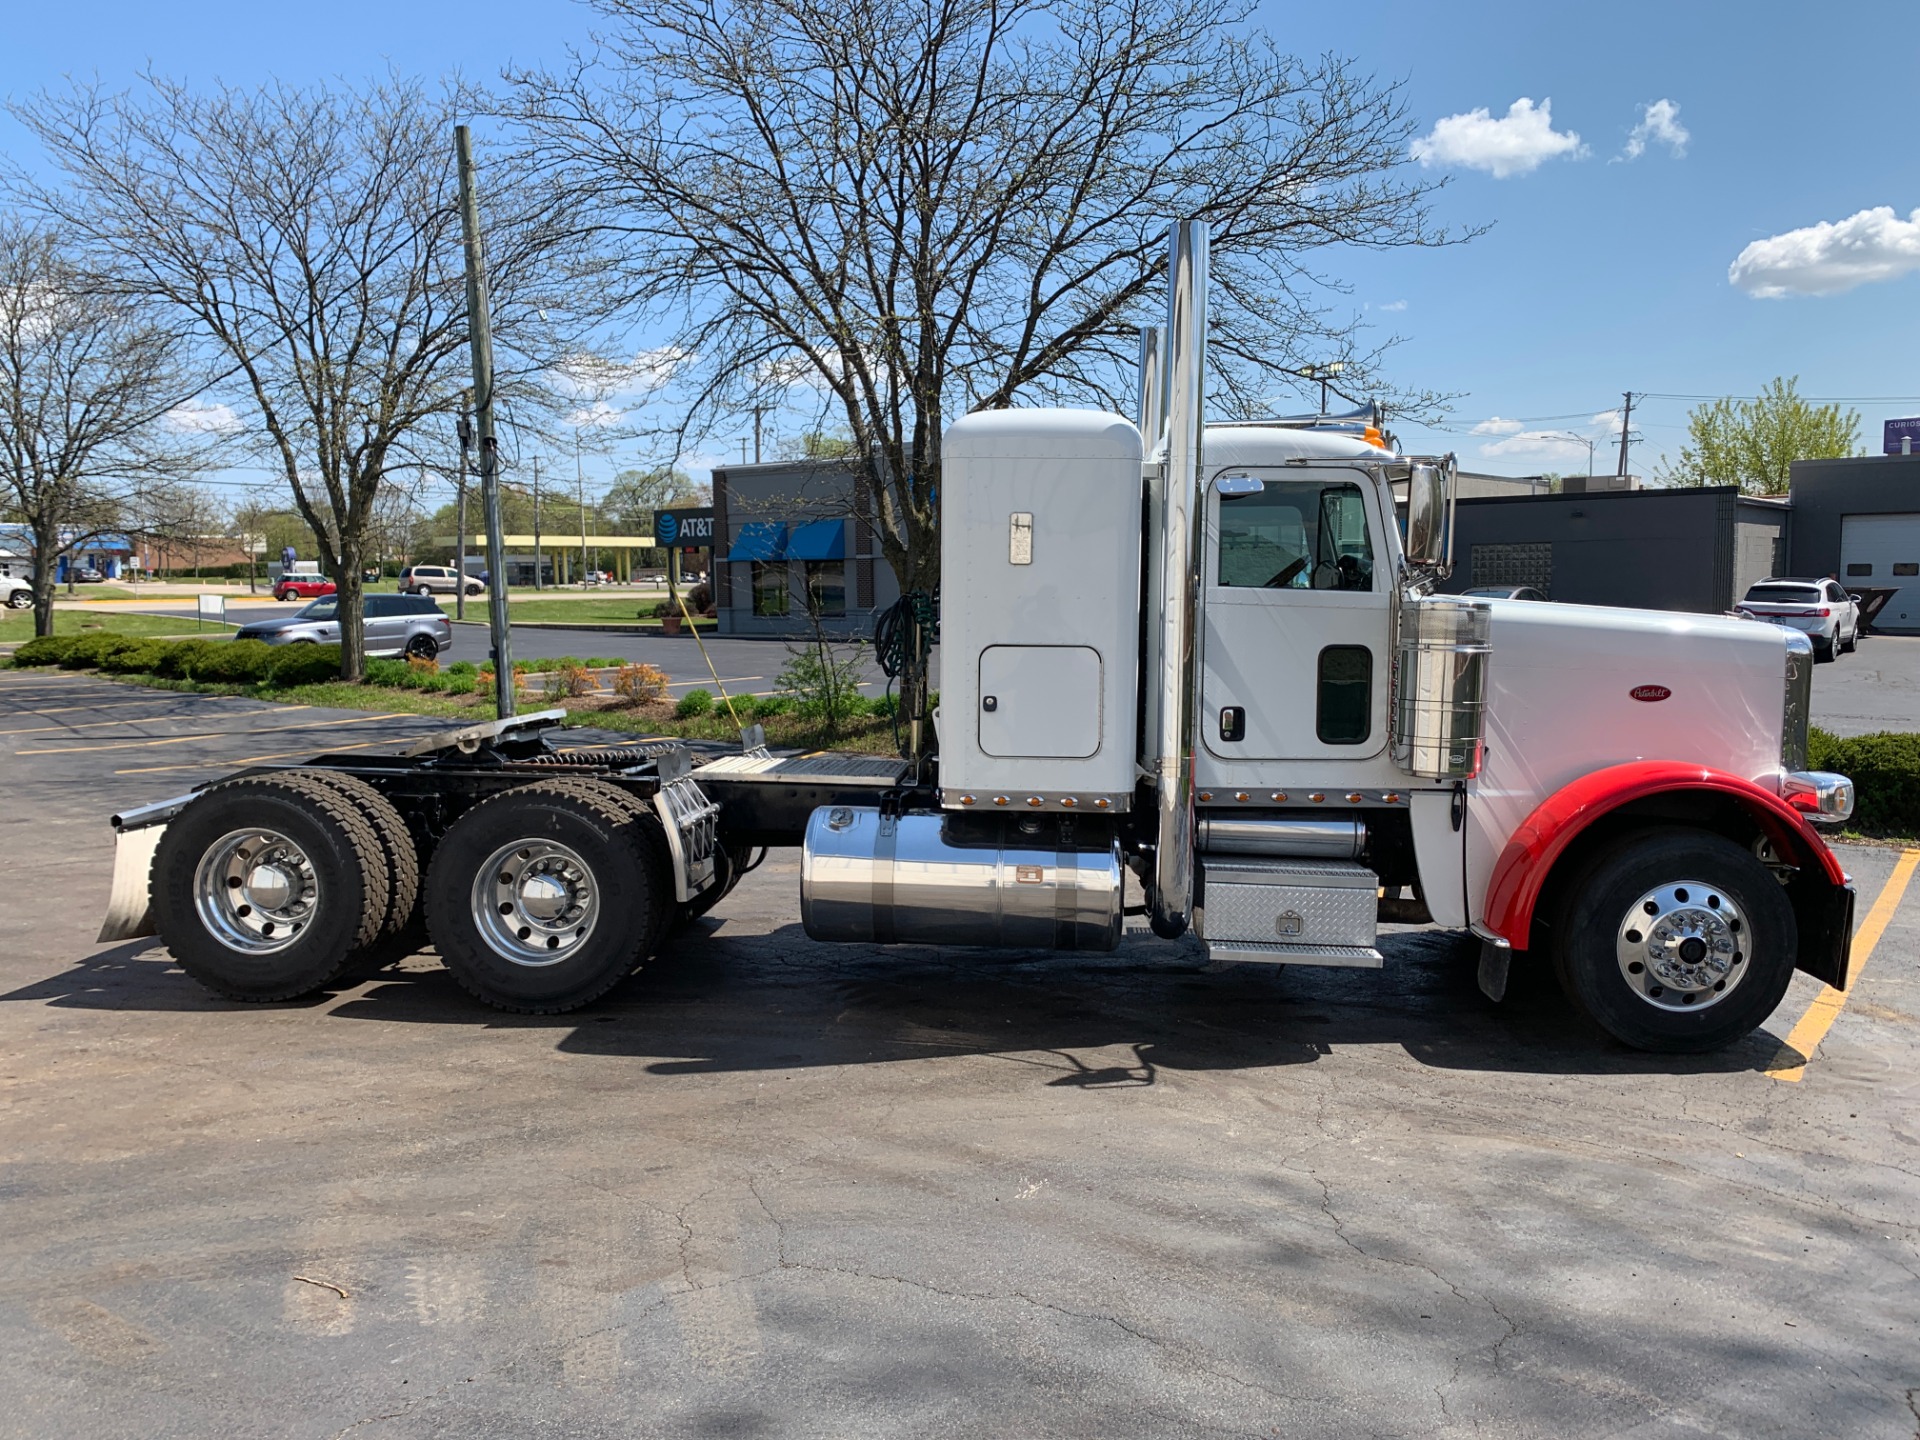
[1217,480,1373,591]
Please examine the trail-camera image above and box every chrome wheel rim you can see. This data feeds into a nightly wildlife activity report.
[193,828,320,955]
[471,838,600,967]
[1615,880,1748,1012]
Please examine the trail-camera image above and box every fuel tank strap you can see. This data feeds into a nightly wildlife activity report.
[872,811,898,945]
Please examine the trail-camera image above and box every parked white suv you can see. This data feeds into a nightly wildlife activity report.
[400,564,485,597]
[3,575,31,610]
[1736,577,1859,661]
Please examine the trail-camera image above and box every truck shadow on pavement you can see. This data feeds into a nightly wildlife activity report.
[11,921,1797,1081]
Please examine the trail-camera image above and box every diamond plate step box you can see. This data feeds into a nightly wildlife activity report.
[1197,856,1381,966]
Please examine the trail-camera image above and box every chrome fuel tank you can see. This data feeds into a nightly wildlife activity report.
[800,807,1124,951]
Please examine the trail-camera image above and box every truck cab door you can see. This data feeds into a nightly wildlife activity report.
[1200,472,1391,763]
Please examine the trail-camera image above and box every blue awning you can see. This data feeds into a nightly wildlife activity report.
[785,518,846,561]
[727,522,787,562]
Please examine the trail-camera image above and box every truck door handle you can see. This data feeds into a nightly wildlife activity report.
[1219,706,1245,742]
[982,695,998,712]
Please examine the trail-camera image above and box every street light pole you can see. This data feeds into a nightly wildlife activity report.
[576,434,588,585]
[532,457,543,591]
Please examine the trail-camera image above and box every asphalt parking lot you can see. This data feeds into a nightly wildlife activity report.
[2,672,1918,1439]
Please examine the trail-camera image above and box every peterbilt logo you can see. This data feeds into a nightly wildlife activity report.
[1630,684,1672,702]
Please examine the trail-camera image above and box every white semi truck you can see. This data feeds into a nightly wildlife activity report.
[98,222,1857,1053]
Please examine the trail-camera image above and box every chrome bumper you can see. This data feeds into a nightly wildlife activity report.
[1782,770,1855,826]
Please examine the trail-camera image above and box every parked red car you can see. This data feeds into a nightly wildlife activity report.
[273,574,337,601]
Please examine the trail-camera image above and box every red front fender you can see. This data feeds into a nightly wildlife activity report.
[1482,761,1846,949]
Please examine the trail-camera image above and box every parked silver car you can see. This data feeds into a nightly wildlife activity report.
[233,593,451,659]
[1734,577,1859,661]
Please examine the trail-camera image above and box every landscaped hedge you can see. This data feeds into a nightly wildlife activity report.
[11,632,345,689]
[1808,727,1920,837]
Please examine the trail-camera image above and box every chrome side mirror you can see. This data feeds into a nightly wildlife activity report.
[1406,462,1447,566]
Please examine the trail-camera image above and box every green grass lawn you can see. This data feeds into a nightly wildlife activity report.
[0,609,239,642]
[494,595,700,626]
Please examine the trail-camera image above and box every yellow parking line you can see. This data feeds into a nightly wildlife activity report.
[0,707,298,736]
[114,737,396,775]
[15,709,411,755]
[1767,847,1920,1082]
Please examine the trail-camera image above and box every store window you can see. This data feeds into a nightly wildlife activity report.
[1217,480,1373,590]
[751,561,790,616]
[804,560,846,616]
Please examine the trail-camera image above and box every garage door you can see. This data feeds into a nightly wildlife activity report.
[1842,513,1920,633]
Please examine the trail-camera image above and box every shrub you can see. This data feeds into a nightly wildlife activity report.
[867,691,898,719]
[544,660,596,701]
[11,635,81,666]
[751,693,792,717]
[98,639,176,674]
[445,660,478,678]
[675,687,714,719]
[613,661,668,703]
[190,639,278,684]
[59,633,147,669]
[407,653,441,677]
[1809,727,1920,836]
[155,640,221,679]
[267,644,342,687]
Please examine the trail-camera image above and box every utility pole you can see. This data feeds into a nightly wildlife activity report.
[739,437,749,466]
[576,434,589,584]
[455,403,470,623]
[1617,391,1635,479]
[532,457,543,591]
[456,123,516,717]
[751,404,770,464]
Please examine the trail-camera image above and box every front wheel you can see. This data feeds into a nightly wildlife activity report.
[403,633,438,661]
[5,590,30,610]
[1550,827,1797,1053]
[425,779,671,1013]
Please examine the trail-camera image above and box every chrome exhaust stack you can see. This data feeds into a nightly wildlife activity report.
[1148,221,1208,939]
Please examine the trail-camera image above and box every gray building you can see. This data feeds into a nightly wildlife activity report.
[1442,485,1787,615]
[1787,454,1920,633]
[710,458,902,637]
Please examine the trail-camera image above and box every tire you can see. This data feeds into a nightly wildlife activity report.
[1814,634,1834,662]
[1549,827,1797,1053]
[1841,626,1858,654]
[424,779,671,1013]
[288,769,421,944]
[5,590,30,610]
[149,773,391,1002]
[678,840,754,922]
[403,633,438,661]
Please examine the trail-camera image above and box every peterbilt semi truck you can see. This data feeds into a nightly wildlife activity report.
[97,222,1858,1053]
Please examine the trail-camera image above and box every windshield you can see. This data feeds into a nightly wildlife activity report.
[296,598,338,620]
[1744,585,1819,604]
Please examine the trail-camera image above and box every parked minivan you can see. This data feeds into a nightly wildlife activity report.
[400,564,486,597]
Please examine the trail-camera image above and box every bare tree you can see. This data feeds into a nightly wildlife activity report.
[0,219,196,634]
[511,0,1468,591]
[15,74,587,677]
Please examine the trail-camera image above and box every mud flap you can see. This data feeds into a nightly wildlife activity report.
[97,824,164,944]
[1793,877,1854,991]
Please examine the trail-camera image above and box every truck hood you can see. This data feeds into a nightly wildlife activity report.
[1473,598,1792,818]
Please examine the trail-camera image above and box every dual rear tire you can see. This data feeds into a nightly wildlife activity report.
[151,774,672,1013]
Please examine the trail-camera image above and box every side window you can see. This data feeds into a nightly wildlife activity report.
[1217,479,1374,592]
[1846,563,1872,577]
[1316,645,1372,743]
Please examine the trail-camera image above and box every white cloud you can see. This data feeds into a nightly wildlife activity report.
[1378,299,1408,313]
[1481,430,1594,462]
[1591,409,1622,433]
[1410,98,1585,179]
[1619,99,1688,161]
[1470,416,1526,436]
[565,400,627,429]
[1728,206,1920,298]
[550,346,685,401]
[165,401,242,434]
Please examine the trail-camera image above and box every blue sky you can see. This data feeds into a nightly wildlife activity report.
[3,0,1915,500]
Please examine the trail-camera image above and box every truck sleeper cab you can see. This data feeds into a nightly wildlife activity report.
[100,219,1855,1054]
